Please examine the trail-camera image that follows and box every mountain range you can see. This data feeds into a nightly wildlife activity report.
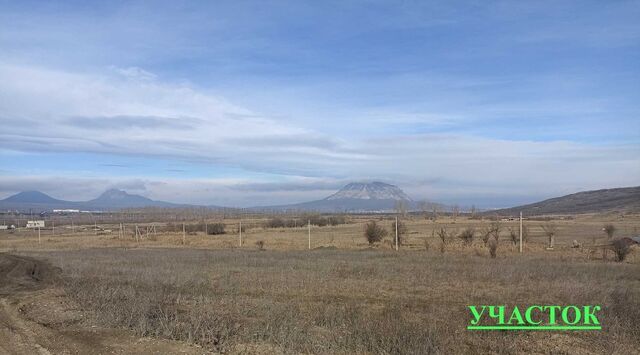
[1,183,639,215]
[0,189,181,211]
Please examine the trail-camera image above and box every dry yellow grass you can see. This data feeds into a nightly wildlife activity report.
[2,213,639,353]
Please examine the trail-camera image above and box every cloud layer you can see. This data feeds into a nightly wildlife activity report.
[1,1,639,207]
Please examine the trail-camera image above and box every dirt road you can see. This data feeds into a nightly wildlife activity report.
[0,253,207,355]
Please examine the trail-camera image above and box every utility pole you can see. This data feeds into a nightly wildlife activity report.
[308,220,311,250]
[395,216,399,251]
[519,211,523,253]
[239,220,242,247]
[38,227,41,244]
[52,220,55,235]
[182,223,186,245]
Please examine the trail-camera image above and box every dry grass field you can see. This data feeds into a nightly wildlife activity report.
[1,213,639,354]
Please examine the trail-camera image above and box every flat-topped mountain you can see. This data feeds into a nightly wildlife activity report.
[259,181,423,212]
[326,182,412,201]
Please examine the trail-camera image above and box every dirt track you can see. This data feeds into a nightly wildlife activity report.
[0,253,207,355]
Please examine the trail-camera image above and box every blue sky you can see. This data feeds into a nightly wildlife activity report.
[1,0,639,207]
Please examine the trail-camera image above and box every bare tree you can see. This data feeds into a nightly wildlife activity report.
[436,226,448,253]
[436,226,449,244]
[432,206,438,221]
[418,200,429,220]
[392,219,408,245]
[481,221,501,246]
[394,200,408,217]
[452,205,460,223]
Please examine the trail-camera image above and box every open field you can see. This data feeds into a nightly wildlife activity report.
[1,214,639,354]
[2,213,639,252]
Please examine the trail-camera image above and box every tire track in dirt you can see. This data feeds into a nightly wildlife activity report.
[0,253,208,354]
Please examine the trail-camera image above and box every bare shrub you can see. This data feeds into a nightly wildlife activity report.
[542,223,558,248]
[364,221,387,245]
[458,227,475,245]
[611,239,631,262]
[265,217,286,228]
[603,224,616,239]
[327,215,347,226]
[481,227,492,246]
[436,226,449,245]
[481,222,501,245]
[508,227,518,245]
[206,223,225,235]
[255,240,266,251]
[488,238,498,258]
[490,221,501,242]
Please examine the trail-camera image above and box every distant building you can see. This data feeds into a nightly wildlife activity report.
[53,209,80,213]
[26,220,45,228]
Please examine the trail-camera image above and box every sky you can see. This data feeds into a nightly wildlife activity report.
[0,0,639,208]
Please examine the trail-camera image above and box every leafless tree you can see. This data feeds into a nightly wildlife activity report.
[418,200,429,220]
[392,219,408,245]
[452,205,460,223]
[394,200,408,217]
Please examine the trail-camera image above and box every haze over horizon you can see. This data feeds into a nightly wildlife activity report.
[1,1,639,208]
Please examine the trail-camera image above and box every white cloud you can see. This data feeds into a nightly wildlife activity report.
[0,63,638,206]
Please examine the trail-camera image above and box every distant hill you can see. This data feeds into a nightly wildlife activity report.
[257,181,444,212]
[0,190,72,211]
[489,186,640,216]
[86,189,178,209]
[0,189,183,211]
[3,191,68,204]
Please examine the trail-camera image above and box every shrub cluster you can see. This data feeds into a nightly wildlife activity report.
[264,215,347,228]
[165,222,227,234]
[611,239,631,262]
[458,227,475,245]
[206,223,226,235]
[364,221,388,245]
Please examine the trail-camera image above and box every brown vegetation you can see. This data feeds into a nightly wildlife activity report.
[16,247,639,354]
[364,220,387,245]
